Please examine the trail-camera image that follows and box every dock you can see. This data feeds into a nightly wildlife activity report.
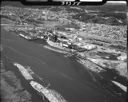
[30,81,67,102]
[112,80,127,92]
[13,63,33,80]
[19,33,32,40]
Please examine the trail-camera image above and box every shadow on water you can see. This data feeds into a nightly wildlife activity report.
[100,68,128,86]
[98,68,127,101]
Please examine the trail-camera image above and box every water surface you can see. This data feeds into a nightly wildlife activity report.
[1,28,121,102]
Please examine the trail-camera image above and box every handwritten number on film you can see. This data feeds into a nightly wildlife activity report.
[62,2,81,6]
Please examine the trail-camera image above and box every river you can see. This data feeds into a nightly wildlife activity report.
[1,28,122,102]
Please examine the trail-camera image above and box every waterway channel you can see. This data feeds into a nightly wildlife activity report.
[1,28,124,102]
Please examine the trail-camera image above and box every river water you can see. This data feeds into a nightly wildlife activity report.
[1,28,123,102]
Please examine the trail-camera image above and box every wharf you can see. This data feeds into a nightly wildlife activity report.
[13,63,33,80]
[30,81,67,102]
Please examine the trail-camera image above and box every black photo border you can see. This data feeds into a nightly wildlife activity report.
[1,0,108,6]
